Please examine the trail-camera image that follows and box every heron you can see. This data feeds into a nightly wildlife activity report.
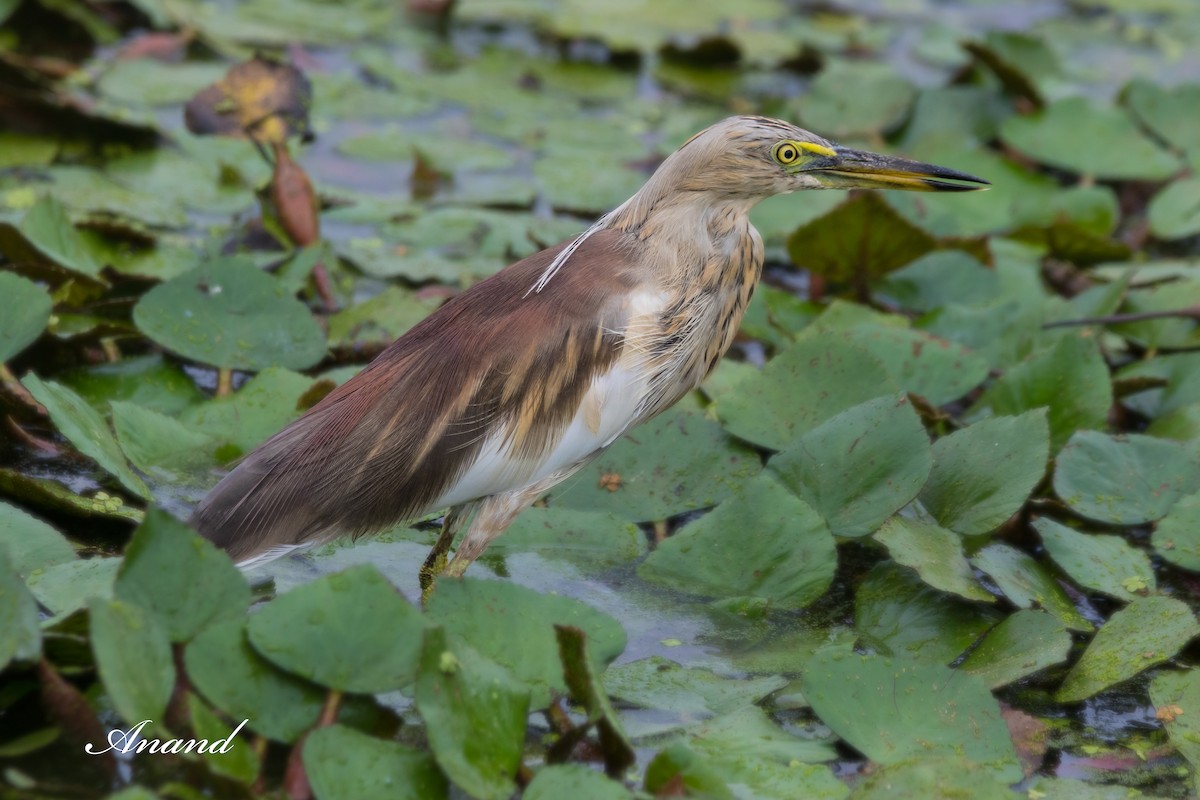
[189,116,987,593]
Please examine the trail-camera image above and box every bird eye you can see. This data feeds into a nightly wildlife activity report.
[773,141,801,165]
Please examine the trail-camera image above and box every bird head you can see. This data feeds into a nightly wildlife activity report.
[665,115,989,200]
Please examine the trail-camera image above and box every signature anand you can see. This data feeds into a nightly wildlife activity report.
[85,719,249,756]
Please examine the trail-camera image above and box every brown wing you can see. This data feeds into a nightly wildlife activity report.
[189,229,643,563]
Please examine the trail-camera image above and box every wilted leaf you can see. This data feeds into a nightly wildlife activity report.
[184,56,312,144]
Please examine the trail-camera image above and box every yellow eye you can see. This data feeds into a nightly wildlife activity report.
[773,141,801,165]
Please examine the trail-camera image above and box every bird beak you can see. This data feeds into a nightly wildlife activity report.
[805,146,990,192]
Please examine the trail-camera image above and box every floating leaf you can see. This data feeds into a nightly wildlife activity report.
[714,332,896,451]
[247,564,428,693]
[1057,596,1200,703]
[873,517,992,602]
[185,619,324,744]
[1035,517,1155,602]
[786,193,937,284]
[483,507,646,568]
[426,578,625,709]
[25,558,120,618]
[1000,97,1180,180]
[1053,431,1200,525]
[89,598,175,726]
[556,625,634,778]
[971,543,1090,632]
[959,610,1071,689]
[0,196,102,278]
[639,474,836,609]
[188,694,259,783]
[1149,670,1200,797]
[971,333,1111,453]
[919,411,1050,536]
[1125,79,1200,164]
[803,648,1021,781]
[179,367,316,460]
[57,355,205,417]
[111,401,216,480]
[603,656,787,720]
[856,562,1001,664]
[0,502,75,577]
[114,508,250,642]
[20,374,150,500]
[794,59,916,138]
[838,325,989,406]
[304,724,447,800]
[1148,177,1200,241]
[1153,492,1200,572]
[850,757,1015,800]
[552,405,761,522]
[133,258,326,371]
[0,271,52,363]
[416,626,529,800]
[524,765,632,800]
[769,394,932,538]
[0,550,41,671]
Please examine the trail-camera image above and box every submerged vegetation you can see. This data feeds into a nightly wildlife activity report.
[2,0,1200,797]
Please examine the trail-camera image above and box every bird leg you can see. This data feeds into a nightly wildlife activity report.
[441,483,550,580]
[420,502,475,602]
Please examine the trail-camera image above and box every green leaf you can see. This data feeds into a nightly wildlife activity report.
[185,619,324,744]
[415,626,529,800]
[855,562,1001,664]
[1149,670,1200,796]
[803,648,1021,781]
[556,625,634,777]
[114,508,250,642]
[89,597,175,725]
[1114,279,1200,350]
[0,271,51,363]
[959,610,1071,689]
[639,474,836,609]
[304,724,448,800]
[188,694,259,783]
[1057,596,1200,703]
[326,286,439,349]
[769,394,932,538]
[25,557,120,618]
[794,59,915,138]
[1053,431,1200,525]
[1035,517,1155,602]
[1125,79,1200,164]
[133,257,326,371]
[0,501,76,576]
[20,374,150,500]
[247,564,428,693]
[603,656,787,720]
[838,325,989,406]
[0,195,101,277]
[713,332,896,451]
[57,354,205,417]
[786,193,936,284]
[552,405,761,522]
[644,743,734,799]
[524,765,633,800]
[971,332,1112,453]
[426,578,625,709]
[0,549,41,670]
[971,543,1091,632]
[1153,491,1200,572]
[877,249,1000,313]
[483,506,646,568]
[111,401,216,479]
[340,127,515,172]
[1000,97,1180,180]
[1148,177,1200,241]
[873,517,992,602]
[918,411,1050,536]
[179,367,317,460]
[849,758,1016,800]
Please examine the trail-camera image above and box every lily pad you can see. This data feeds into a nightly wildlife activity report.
[873,517,992,602]
[803,648,1021,781]
[603,656,788,720]
[1125,79,1200,164]
[1153,492,1200,572]
[179,367,317,460]
[971,543,1091,632]
[551,405,762,522]
[638,474,836,609]
[1034,517,1155,602]
[0,271,52,363]
[20,374,150,500]
[0,195,102,278]
[1000,97,1180,180]
[0,502,76,577]
[959,609,1072,689]
[485,506,646,567]
[247,564,428,693]
[971,332,1112,453]
[1057,596,1200,703]
[111,401,216,480]
[714,332,897,451]
[1053,431,1200,525]
[872,249,1001,312]
[416,626,529,800]
[89,597,175,726]
[1148,670,1200,797]
[25,557,120,618]
[426,578,625,709]
[114,507,250,642]
[836,326,989,406]
[133,257,326,371]
[304,724,448,800]
[0,550,41,671]
[794,59,916,138]
[769,393,932,538]
[1148,177,1200,241]
[524,765,632,800]
[57,355,205,417]
[918,411,1050,536]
